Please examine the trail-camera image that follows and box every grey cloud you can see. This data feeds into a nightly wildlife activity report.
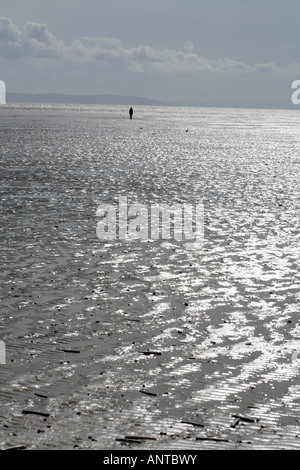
[0,17,22,42]
[0,17,23,58]
[0,17,299,80]
[0,17,65,59]
[23,22,65,58]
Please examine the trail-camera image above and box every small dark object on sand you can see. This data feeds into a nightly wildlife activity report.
[181,420,204,428]
[22,410,50,418]
[196,437,229,443]
[139,350,162,356]
[116,438,142,444]
[232,414,258,423]
[58,348,80,354]
[139,389,158,397]
[231,418,241,428]
[3,445,27,451]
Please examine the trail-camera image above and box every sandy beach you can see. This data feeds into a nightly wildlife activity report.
[0,104,300,450]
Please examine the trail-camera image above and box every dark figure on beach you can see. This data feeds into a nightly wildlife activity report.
[129,107,133,119]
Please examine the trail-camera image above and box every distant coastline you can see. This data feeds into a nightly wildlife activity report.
[4,92,299,110]
[6,92,169,107]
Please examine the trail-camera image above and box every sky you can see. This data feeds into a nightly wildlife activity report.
[0,0,300,108]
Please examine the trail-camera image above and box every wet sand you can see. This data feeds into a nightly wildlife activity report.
[0,104,300,449]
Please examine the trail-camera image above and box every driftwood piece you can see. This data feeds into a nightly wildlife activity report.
[181,420,205,427]
[59,349,80,354]
[3,445,27,451]
[196,437,229,443]
[139,351,162,356]
[35,393,48,399]
[232,414,258,423]
[22,410,50,418]
[115,438,142,444]
[139,389,158,397]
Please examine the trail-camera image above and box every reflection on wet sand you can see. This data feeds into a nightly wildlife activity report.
[0,104,300,449]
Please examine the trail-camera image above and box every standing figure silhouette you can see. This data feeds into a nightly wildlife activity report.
[129,107,133,119]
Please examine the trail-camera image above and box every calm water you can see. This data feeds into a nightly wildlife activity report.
[0,104,300,449]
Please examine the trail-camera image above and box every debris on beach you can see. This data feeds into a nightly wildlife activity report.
[125,435,157,441]
[139,389,158,397]
[231,414,259,423]
[138,350,162,356]
[22,410,50,418]
[2,445,27,451]
[196,437,229,443]
[57,348,81,354]
[181,420,205,428]
[115,437,142,444]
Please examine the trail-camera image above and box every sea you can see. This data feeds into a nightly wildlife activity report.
[0,103,300,450]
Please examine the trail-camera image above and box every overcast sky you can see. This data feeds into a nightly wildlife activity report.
[0,0,299,107]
